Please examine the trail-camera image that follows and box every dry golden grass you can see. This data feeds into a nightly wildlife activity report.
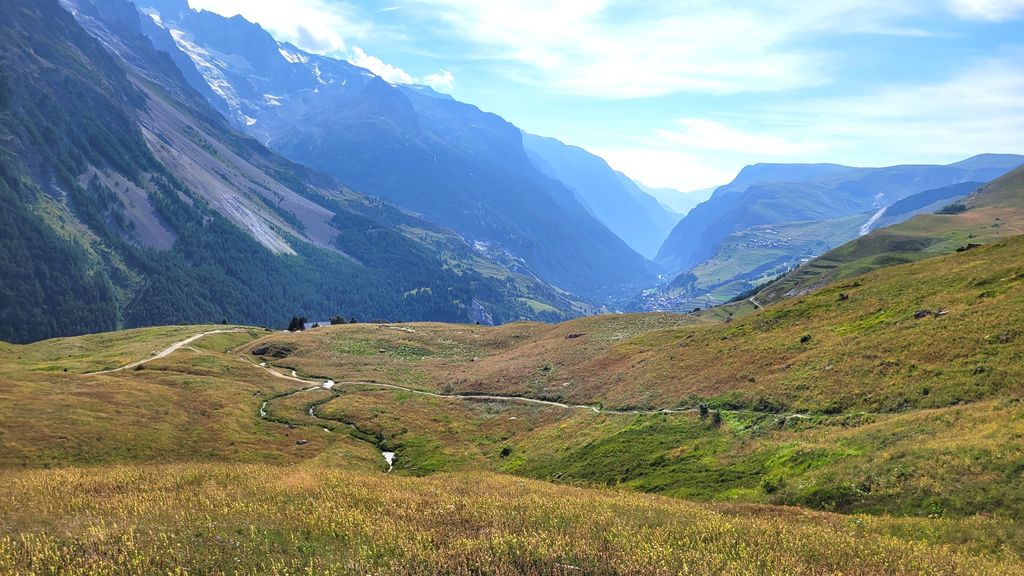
[0,463,1020,575]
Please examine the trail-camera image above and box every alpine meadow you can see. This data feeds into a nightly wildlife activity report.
[1,0,1023,574]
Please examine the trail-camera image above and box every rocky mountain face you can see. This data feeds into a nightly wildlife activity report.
[124,0,654,301]
[0,0,584,343]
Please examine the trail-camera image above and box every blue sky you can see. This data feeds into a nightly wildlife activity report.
[185,0,1024,191]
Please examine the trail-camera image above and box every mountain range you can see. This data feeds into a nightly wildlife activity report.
[0,0,599,343]
[128,0,657,300]
[4,0,1022,345]
[644,155,1024,310]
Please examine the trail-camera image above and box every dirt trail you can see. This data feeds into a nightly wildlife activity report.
[89,329,246,375]
[248,360,696,416]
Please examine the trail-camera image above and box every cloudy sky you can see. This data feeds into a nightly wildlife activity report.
[185,0,1024,191]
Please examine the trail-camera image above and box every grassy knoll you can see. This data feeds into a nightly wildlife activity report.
[0,326,379,470]
[0,463,1020,575]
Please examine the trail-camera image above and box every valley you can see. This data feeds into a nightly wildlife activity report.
[2,224,1023,571]
[1,0,1023,573]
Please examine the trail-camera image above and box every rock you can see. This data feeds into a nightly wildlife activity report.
[296,440,309,445]
[252,344,295,359]
[935,309,950,317]
[565,333,586,340]
[914,310,932,319]
[956,243,983,253]
[838,293,849,301]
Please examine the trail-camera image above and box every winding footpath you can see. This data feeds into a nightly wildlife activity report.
[88,330,824,474]
[88,329,246,375]
[247,359,697,417]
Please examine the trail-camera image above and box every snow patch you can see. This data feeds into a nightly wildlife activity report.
[244,115,258,126]
[142,9,163,27]
[312,63,329,86]
[278,47,309,64]
[264,94,283,107]
[169,30,244,113]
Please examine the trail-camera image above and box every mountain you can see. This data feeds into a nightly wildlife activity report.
[646,156,1024,309]
[522,133,681,259]
[637,183,712,217]
[0,0,588,343]
[758,163,1024,303]
[124,0,654,300]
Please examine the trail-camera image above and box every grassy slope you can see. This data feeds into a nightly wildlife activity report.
[760,165,1024,303]
[2,233,1024,570]
[267,236,1024,414]
[246,236,1024,517]
[3,330,1020,572]
[676,215,867,306]
[0,326,380,469]
[0,464,1021,575]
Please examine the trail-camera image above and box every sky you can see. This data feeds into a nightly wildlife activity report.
[184,0,1024,192]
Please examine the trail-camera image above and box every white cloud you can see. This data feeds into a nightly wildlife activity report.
[185,0,368,55]
[403,0,948,98]
[655,119,822,156]
[948,0,1024,20]
[348,48,455,90]
[422,70,455,91]
[777,56,1024,163]
[595,148,737,192]
[605,55,1024,190]
[349,46,415,84]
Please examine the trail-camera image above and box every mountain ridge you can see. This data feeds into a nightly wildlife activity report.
[522,133,681,259]
[126,0,655,300]
[0,0,589,343]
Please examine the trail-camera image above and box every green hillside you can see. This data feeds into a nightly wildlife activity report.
[759,165,1024,304]
[2,234,1023,571]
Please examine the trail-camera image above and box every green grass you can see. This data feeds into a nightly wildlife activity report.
[760,166,1024,304]
[2,232,1024,572]
[240,235,1024,519]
